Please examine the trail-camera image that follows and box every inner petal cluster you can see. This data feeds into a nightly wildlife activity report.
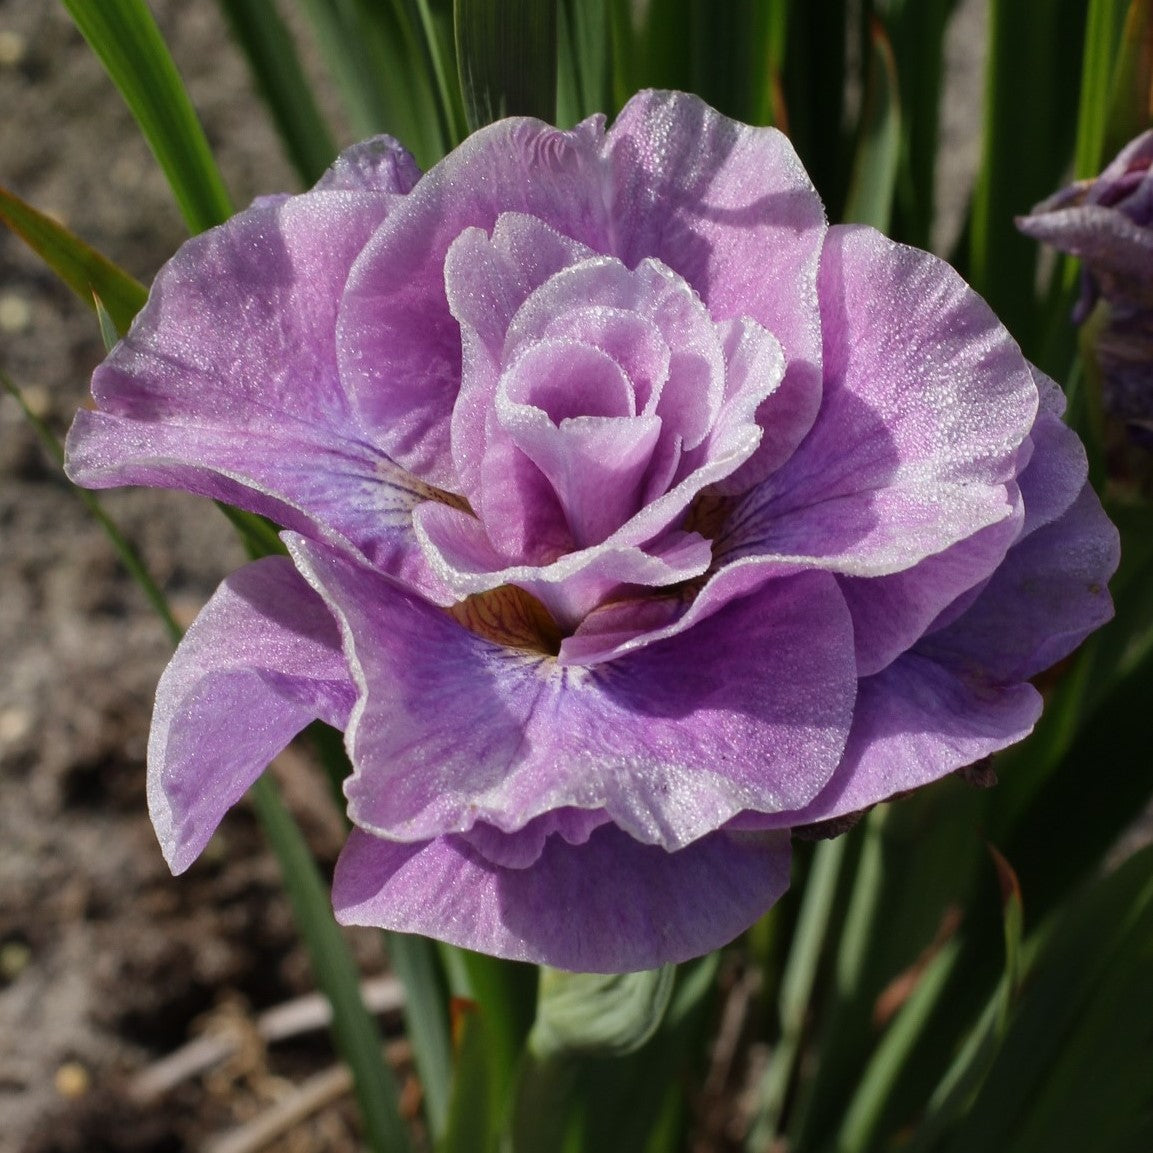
[414,212,785,632]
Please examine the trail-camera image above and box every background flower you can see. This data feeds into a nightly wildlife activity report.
[66,91,1117,973]
[1018,130,1153,441]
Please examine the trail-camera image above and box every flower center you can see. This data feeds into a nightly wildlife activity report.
[446,584,563,655]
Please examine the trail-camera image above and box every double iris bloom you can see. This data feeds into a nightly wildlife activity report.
[66,92,1117,972]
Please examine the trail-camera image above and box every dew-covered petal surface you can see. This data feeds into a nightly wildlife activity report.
[923,482,1118,683]
[339,89,828,490]
[314,135,421,193]
[745,651,1043,830]
[149,557,355,875]
[338,116,612,487]
[332,824,791,972]
[838,509,1023,676]
[1017,204,1153,296]
[1017,373,1091,537]
[604,90,826,489]
[721,225,1037,583]
[65,182,429,575]
[289,536,857,850]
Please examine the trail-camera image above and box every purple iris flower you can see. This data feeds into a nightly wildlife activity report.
[65,92,1117,972]
[1018,130,1153,441]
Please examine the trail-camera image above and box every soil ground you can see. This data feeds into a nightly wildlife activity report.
[0,3,395,1150]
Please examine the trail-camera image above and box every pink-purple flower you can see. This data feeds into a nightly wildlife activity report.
[66,92,1118,973]
[1018,130,1153,441]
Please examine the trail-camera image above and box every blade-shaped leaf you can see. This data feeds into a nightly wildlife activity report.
[1001,648,1153,922]
[386,932,454,1139]
[557,0,611,126]
[876,0,951,249]
[1104,0,1153,157]
[93,295,121,353]
[747,837,848,1148]
[454,0,556,131]
[836,938,962,1153]
[217,0,337,186]
[0,185,146,334]
[6,370,408,1153]
[1074,0,1129,179]
[686,0,780,126]
[411,0,468,148]
[969,0,1087,355]
[250,776,414,1153]
[1,367,179,642]
[786,786,991,1152]
[780,0,850,216]
[843,17,902,231]
[440,944,537,1135]
[440,999,498,1153]
[942,844,1153,1153]
[61,0,233,234]
[291,0,449,166]
[607,0,692,107]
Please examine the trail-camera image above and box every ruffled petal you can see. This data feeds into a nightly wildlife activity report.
[720,225,1037,578]
[504,255,726,451]
[460,807,610,869]
[338,116,613,486]
[314,135,421,193]
[838,508,1023,677]
[741,651,1042,830]
[604,90,826,489]
[288,536,856,851]
[924,482,1118,683]
[911,365,1088,642]
[64,178,431,579]
[338,89,827,491]
[149,557,355,874]
[446,215,597,500]
[1016,372,1090,537]
[332,824,791,973]
[414,499,712,627]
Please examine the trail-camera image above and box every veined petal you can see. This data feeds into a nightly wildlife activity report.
[67,416,450,599]
[604,89,826,485]
[719,225,1038,577]
[64,179,428,576]
[333,824,791,973]
[149,558,354,875]
[923,482,1118,683]
[338,116,613,487]
[288,536,856,851]
[737,651,1042,831]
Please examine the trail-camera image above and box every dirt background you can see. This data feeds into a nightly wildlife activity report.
[0,3,401,1150]
[0,2,988,1150]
